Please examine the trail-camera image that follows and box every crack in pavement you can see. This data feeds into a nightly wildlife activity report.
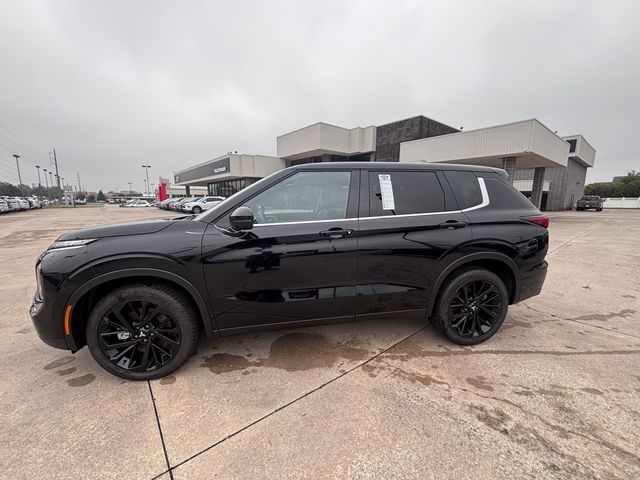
[148,381,174,480]
[152,326,429,478]
[546,222,602,256]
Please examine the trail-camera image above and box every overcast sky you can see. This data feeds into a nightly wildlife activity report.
[1,0,638,191]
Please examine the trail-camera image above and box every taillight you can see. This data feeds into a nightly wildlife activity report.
[523,215,549,228]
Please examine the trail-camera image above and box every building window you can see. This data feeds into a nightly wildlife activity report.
[567,139,577,153]
[208,178,259,197]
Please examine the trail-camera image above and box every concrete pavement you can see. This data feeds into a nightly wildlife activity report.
[0,205,638,479]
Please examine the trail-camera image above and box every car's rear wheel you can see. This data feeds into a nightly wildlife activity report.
[433,268,508,345]
[192,206,202,214]
[86,284,200,380]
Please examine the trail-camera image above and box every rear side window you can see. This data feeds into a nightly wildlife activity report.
[368,171,445,216]
[484,178,537,211]
[444,171,483,210]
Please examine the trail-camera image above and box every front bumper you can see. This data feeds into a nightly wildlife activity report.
[516,260,548,303]
[30,295,70,350]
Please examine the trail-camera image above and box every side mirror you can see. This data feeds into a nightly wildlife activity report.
[229,206,255,231]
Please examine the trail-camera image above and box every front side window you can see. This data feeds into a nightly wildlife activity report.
[244,171,351,224]
[368,171,445,216]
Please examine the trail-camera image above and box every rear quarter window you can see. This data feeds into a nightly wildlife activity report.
[443,171,483,210]
[484,177,537,211]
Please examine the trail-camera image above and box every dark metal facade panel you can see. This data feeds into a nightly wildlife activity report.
[175,157,230,184]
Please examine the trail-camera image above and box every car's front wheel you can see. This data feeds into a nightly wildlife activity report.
[86,283,200,380]
[433,268,508,346]
[192,206,202,214]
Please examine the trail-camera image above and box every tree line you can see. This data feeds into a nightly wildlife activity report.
[0,181,106,202]
[585,171,640,198]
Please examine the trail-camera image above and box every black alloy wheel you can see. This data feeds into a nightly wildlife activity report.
[97,300,181,372]
[434,268,508,345]
[448,280,502,338]
[86,284,200,380]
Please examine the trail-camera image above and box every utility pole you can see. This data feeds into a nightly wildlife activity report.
[77,171,82,193]
[48,171,54,198]
[142,165,151,195]
[12,154,23,196]
[52,149,60,190]
[128,182,133,195]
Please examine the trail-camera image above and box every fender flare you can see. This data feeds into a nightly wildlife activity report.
[67,267,216,339]
[426,252,520,316]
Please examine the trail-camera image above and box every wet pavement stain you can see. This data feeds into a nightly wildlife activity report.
[57,367,77,376]
[200,332,371,374]
[503,320,533,330]
[572,309,636,322]
[66,374,95,387]
[466,375,494,391]
[622,295,636,299]
[581,387,604,395]
[159,375,176,385]
[43,356,75,370]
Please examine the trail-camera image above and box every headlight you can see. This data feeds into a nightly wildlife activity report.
[48,238,97,250]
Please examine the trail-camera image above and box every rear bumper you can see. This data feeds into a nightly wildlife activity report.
[516,260,548,303]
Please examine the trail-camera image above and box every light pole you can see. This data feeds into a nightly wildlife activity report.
[48,171,54,198]
[128,182,133,194]
[35,165,42,189]
[43,168,49,190]
[12,154,23,196]
[143,178,147,196]
[141,165,151,195]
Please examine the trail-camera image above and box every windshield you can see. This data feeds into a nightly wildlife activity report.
[582,196,600,200]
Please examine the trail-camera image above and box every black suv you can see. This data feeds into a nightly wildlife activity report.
[30,163,549,380]
[576,195,603,211]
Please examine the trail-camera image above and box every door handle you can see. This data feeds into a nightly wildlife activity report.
[319,227,353,238]
[438,220,467,229]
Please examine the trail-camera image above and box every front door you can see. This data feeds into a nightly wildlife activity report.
[201,169,359,333]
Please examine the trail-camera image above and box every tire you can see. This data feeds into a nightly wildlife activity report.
[192,206,202,214]
[596,208,602,212]
[86,283,200,380]
[433,268,508,346]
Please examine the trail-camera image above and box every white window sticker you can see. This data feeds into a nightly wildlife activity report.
[378,174,395,210]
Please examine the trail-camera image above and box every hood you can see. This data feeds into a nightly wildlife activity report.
[58,218,180,240]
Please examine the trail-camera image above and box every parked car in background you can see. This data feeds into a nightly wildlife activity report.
[181,196,225,214]
[2,197,19,212]
[122,199,152,208]
[30,162,549,380]
[27,197,42,209]
[75,198,87,205]
[17,198,29,211]
[576,195,603,211]
[0,198,8,213]
[169,197,194,211]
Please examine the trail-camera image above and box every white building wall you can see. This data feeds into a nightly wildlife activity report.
[277,122,376,159]
[399,119,569,169]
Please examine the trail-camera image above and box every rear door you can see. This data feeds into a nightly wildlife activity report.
[356,168,472,318]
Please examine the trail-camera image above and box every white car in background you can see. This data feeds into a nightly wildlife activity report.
[0,198,8,213]
[123,199,152,208]
[17,198,29,211]
[181,196,225,214]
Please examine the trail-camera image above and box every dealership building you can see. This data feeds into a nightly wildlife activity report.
[173,115,595,211]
